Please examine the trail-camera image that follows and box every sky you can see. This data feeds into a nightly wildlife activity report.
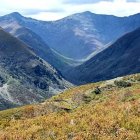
[0,0,140,21]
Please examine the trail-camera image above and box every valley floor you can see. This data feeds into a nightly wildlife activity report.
[0,74,140,140]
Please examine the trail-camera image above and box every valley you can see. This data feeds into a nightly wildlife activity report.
[0,8,139,140]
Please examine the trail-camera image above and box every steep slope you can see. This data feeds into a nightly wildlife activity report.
[0,16,75,74]
[0,12,140,60]
[45,12,140,59]
[0,28,71,110]
[67,28,140,85]
[13,27,74,72]
[0,73,140,139]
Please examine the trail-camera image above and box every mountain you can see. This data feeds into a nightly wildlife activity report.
[1,12,140,84]
[0,28,71,110]
[67,28,140,85]
[1,12,140,60]
[14,26,76,72]
[0,12,140,60]
[0,73,140,139]
[0,15,76,75]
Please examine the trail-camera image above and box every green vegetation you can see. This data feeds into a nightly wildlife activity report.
[114,80,131,88]
[0,74,140,140]
[93,87,102,94]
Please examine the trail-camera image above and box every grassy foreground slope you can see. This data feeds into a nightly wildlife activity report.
[0,74,140,140]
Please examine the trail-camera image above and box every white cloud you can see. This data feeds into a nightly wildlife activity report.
[0,0,140,21]
[30,12,68,21]
[0,0,59,9]
[88,0,140,16]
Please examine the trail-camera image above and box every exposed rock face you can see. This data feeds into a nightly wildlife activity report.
[0,28,71,110]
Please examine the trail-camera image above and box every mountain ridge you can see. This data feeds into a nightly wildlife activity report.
[0,28,71,110]
[66,27,140,85]
[1,11,140,60]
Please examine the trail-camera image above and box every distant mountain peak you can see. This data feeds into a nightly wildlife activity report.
[4,12,23,19]
[9,12,22,17]
[70,11,93,18]
[64,11,94,22]
[81,11,93,15]
[128,13,140,18]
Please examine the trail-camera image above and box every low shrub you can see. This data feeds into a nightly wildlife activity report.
[114,80,131,88]
[93,87,102,94]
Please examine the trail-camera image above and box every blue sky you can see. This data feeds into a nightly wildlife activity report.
[0,0,140,21]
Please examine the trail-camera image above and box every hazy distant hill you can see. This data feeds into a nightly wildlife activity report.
[1,12,140,60]
[0,12,140,85]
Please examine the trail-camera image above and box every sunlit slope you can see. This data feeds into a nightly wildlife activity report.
[0,73,140,140]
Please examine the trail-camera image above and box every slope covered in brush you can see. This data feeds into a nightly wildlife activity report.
[0,73,140,139]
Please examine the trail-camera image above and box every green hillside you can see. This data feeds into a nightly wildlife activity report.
[0,74,140,140]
